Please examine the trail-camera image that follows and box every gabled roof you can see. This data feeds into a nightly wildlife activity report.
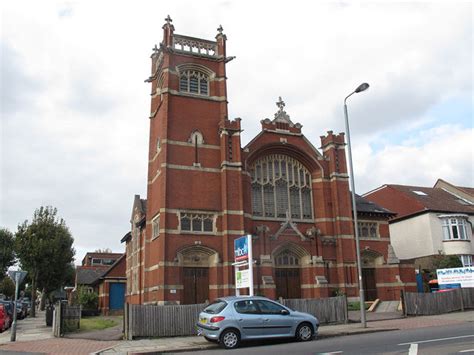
[354,194,394,216]
[363,182,474,220]
[75,266,108,285]
[93,254,126,285]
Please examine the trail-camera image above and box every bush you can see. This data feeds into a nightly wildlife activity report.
[77,287,98,311]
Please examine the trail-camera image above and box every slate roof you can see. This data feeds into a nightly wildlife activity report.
[76,266,108,285]
[354,194,394,216]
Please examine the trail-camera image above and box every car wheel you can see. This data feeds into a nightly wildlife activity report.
[219,328,240,349]
[296,323,313,342]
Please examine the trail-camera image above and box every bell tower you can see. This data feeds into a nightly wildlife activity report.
[143,17,242,304]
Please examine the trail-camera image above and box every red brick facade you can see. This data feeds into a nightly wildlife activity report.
[123,20,416,305]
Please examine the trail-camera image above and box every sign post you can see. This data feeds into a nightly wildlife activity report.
[8,270,27,342]
[233,234,254,296]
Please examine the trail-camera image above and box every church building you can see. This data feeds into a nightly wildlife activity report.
[121,17,416,305]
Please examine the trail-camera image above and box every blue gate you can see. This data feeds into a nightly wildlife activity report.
[109,283,125,310]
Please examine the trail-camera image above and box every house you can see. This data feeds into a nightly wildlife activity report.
[121,18,416,305]
[363,180,474,269]
[76,252,126,314]
[94,255,127,315]
[81,252,123,267]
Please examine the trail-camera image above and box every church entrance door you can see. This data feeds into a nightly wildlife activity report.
[275,268,301,299]
[183,267,209,304]
[362,268,377,301]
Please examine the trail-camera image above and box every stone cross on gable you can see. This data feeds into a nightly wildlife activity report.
[152,44,159,53]
[217,25,224,35]
[276,96,285,111]
[164,15,172,24]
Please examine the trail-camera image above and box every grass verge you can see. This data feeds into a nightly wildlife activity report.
[79,317,119,331]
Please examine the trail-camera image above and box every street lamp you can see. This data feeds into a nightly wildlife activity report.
[344,82,369,328]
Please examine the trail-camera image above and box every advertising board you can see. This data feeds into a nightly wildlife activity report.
[234,236,249,262]
[235,269,250,289]
[437,266,474,288]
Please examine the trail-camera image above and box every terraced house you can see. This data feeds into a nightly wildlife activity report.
[122,18,416,305]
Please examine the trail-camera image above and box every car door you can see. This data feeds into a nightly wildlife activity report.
[233,299,265,338]
[256,300,295,337]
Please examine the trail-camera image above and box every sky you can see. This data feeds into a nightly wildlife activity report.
[1,1,472,264]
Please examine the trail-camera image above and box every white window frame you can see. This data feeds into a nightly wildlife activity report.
[440,216,469,241]
[459,255,473,267]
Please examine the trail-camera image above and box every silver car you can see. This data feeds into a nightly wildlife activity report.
[196,296,319,349]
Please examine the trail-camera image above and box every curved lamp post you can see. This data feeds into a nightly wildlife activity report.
[344,82,369,328]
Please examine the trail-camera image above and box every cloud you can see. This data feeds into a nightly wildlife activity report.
[357,125,474,193]
[0,42,43,115]
[0,1,471,264]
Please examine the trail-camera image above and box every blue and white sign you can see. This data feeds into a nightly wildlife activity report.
[234,236,249,262]
[437,267,474,288]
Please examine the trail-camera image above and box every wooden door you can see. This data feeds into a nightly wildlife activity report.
[275,268,301,299]
[362,268,377,301]
[183,267,209,304]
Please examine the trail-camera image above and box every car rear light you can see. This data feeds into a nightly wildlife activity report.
[210,316,225,323]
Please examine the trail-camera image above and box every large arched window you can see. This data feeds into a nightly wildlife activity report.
[179,70,209,95]
[250,154,313,220]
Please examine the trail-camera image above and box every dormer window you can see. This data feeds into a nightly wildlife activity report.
[179,70,209,96]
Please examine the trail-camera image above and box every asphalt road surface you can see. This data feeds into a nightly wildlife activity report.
[179,323,474,355]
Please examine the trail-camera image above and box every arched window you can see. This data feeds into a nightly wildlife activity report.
[250,154,313,220]
[179,70,209,95]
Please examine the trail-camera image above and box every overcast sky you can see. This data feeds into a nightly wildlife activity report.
[1,1,472,263]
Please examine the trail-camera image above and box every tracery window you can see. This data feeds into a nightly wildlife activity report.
[250,154,313,220]
[357,222,378,238]
[180,212,215,233]
[179,70,209,95]
[275,251,299,266]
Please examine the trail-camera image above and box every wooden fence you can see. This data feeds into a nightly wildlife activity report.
[403,287,474,316]
[281,296,348,324]
[124,302,207,339]
[53,303,81,337]
[124,296,347,339]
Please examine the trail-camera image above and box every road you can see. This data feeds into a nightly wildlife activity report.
[178,323,474,355]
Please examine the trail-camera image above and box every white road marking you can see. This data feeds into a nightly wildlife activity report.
[317,352,343,355]
[398,334,474,346]
[408,343,418,355]
[459,350,474,353]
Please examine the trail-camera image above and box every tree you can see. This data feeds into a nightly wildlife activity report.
[0,228,15,279]
[15,206,75,317]
[0,277,15,298]
[435,255,463,269]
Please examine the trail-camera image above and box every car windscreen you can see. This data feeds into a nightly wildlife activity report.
[203,300,227,314]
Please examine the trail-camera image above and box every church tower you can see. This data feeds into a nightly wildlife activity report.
[143,17,242,304]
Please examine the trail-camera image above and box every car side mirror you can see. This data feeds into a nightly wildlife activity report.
[281,309,290,315]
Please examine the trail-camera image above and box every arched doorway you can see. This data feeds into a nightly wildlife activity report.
[361,249,384,301]
[274,250,301,299]
[177,246,219,304]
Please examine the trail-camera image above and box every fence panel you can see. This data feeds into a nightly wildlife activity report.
[128,303,207,338]
[281,296,347,324]
[404,289,463,316]
[62,305,81,333]
[462,288,474,309]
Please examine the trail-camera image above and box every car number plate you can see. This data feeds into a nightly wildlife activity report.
[199,318,207,324]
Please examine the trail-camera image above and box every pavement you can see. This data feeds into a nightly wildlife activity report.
[0,309,472,354]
